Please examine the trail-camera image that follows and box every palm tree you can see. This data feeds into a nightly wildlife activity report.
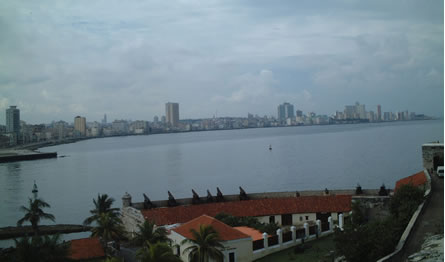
[91,212,125,245]
[181,225,224,262]
[84,194,120,225]
[136,241,182,262]
[17,198,55,235]
[133,220,170,246]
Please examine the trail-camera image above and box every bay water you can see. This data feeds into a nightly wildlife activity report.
[0,120,443,247]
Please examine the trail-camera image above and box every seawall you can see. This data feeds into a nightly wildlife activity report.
[0,150,57,163]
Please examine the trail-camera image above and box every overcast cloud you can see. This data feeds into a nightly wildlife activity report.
[0,0,443,124]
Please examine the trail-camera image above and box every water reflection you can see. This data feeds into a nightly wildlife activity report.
[165,143,185,194]
[3,162,24,194]
[7,162,21,175]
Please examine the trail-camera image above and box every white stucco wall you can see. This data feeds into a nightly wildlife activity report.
[169,231,253,262]
[222,237,253,262]
[256,213,317,226]
[169,231,191,262]
[292,213,316,225]
[256,215,281,225]
[121,206,145,238]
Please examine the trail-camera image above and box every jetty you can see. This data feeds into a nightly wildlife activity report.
[0,224,92,240]
[0,149,57,163]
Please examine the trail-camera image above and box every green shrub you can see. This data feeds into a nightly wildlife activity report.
[214,213,279,235]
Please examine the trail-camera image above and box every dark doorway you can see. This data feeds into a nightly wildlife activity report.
[433,155,444,171]
[282,214,292,226]
[229,252,235,262]
[316,212,331,224]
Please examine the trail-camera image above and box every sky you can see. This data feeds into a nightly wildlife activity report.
[0,0,443,124]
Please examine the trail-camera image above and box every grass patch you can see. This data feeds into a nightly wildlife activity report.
[255,235,336,262]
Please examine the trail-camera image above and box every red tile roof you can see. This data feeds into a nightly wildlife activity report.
[234,226,264,241]
[173,215,250,241]
[68,237,105,260]
[142,195,351,226]
[395,171,427,191]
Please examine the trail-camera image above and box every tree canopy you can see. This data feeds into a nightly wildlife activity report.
[214,213,279,235]
[132,220,170,246]
[84,194,120,226]
[17,198,55,235]
[136,241,182,262]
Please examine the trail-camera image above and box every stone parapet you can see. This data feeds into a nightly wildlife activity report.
[130,189,381,210]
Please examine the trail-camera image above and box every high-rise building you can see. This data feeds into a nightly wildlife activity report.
[377,105,382,121]
[165,102,179,127]
[6,106,20,134]
[296,110,303,117]
[355,102,366,119]
[344,102,367,119]
[277,103,295,121]
[111,120,129,135]
[344,105,355,119]
[153,116,159,123]
[404,110,409,120]
[102,114,107,125]
[367,111,375,122]
[74,116,86,136]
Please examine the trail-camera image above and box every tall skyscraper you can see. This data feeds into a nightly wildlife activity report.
[6,106,20,134]
[74,116,86,136]
[102,114,107,125]
[165,102,179,127]
[344,105,356,119]
[377,105,382,121]
[277,102,295,121]
[355,102,366,119]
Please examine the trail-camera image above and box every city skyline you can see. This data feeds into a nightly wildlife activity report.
[0,1,443,124]
[1,101,434,147]
[0,101,435,126]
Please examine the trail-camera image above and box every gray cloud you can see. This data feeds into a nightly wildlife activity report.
[0,0,442,124]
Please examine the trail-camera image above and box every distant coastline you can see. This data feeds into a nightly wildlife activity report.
[0,118,439,152]
[37,118,441,150]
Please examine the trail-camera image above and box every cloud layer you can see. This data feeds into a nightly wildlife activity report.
[0,0,443,124]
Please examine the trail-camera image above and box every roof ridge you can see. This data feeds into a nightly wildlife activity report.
[173,214,250,240]
[143,195,352,226]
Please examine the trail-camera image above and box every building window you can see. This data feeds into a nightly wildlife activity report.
[299,216,303,221]
[176,246,180,256]
[305,216,309,221]
[281,214,292,226]
[269,216,275,224]
[229,252,235,262]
